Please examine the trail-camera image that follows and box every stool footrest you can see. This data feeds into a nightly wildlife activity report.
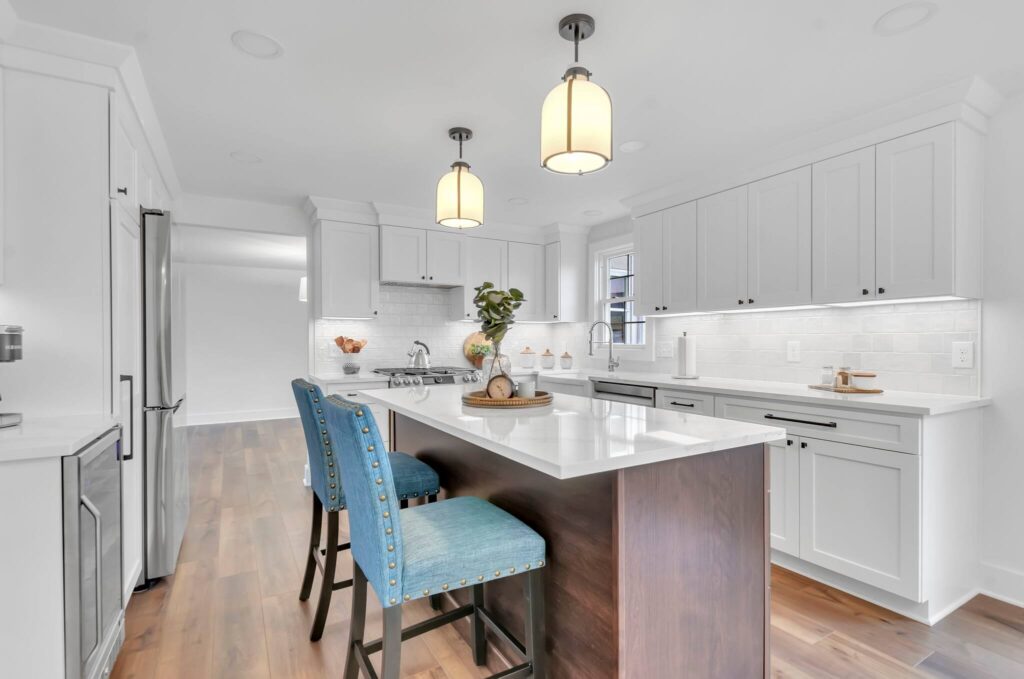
[477,606,527,658]
[320,542,351,555]
[332,578,354,591]
[363,604,474,654]
[488,663,533,679]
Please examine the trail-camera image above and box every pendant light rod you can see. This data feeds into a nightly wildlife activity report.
[558,13,595,59]
[448,127,472,161]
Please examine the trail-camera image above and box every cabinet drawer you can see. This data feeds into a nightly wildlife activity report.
[715,396,920,454]
[656,389,714,416]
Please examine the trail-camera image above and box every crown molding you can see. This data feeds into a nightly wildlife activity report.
[305,196,379,226]
[624,76,1005,218]
[178,194,308,236]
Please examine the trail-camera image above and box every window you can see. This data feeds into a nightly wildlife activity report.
[601,251,645,346]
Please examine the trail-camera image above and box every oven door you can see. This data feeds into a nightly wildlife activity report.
[63,426,123,679]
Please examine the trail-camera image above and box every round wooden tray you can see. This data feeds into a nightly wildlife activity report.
[462,390,553,409]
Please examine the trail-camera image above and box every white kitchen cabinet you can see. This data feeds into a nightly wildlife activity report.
[544,241,561,321]
[314,221,380,319]
[508,241,546,321]
[768,437,800,557]
[544,233,587,322]
[112,106,137,219]
[425,230,467,286]
[380,225,428,284]
[536,376,591,398]
[876,124,955,300]
[636,202,698,316]
[812,148,876,303]
[655,388,714,416]
[799,438,921,600]
[746,167,812,308]
[697,186,748,311]
[451,237,507,321]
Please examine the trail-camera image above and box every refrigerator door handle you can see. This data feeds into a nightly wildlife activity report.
[119,375,134,461]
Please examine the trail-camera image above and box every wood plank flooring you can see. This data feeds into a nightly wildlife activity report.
[111,419,1024,679]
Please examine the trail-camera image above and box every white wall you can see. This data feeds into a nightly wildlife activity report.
[980,91,1024,606]
[183,261,307,425]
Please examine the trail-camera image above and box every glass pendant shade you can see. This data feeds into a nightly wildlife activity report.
[436,161,484,228]
[541,69,612,174]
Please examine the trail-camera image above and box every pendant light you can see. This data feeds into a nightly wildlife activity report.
[540,14,612,175]
[436,127,484,229]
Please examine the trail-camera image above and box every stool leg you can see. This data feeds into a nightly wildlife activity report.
[525,569,546,679]
[298,494,323,602]
[310,510,339,641]
[429,594,442,611]
[380,604,403,679]
[470,583,486,666]
[343,564,367,679]
[400,498,409,509]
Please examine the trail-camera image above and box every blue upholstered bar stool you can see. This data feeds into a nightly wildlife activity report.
[291,379,442,641]
[322,394,547,679]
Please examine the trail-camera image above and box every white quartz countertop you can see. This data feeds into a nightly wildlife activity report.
[529,370,990,416]
[0,415,119,463]
[359,385,785,479]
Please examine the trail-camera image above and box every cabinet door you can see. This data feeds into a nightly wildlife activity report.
[697,186,748,311]
[545,241,561,321]
[507,242,545,321]
[426,230,467,286]
[380,225,427,284]
[320,222,379,319]
[634,211,665,315]
[768,437,800,557]
[662,201,698,313]
[453,237,508,320]
[747,167,811,308]
[799,439,921,600]
[812,148,876,303]
[876,124,955,300]
[113,115,137,218]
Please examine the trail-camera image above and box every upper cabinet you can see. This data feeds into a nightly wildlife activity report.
[110,91,171,223]
[636,202,697,316]
[642,121,982,313]
[314,220,380,319]
[697,186,748,311]
[812,148,876,303]
[508,241,546,322]
[451,237,508,321]
[544,233,587,322]
[747,166,812,308]
[379,225,466,286]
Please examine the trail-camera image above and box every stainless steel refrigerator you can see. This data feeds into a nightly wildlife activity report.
[141,209,189,582]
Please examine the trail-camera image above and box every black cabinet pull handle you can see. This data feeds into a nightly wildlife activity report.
[748,298,755,304]
[862,289,870,295]
[670,401,695,408]
[738,299,745,305]
[119,374,134,461]
[878,287,886,294]
[765,413,837,428]
[655,306,661,311]
[117,187,128,195]
[664,306,668,310]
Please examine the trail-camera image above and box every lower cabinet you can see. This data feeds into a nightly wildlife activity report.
[798,438,921,601]
[655,388,714,416]
[536,377,591,398]
[768,437,800,557]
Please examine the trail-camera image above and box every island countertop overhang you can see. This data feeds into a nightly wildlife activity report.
[358,384,786,479]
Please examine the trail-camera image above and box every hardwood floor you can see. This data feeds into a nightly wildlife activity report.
[111,419,1024,679]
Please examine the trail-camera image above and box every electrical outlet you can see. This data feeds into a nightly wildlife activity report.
[951,341,974,369]
[786,341,801,363]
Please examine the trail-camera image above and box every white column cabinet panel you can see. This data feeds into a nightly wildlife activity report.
[507,241,545,322]
[812,148,876,303]
[876,124,955,300]
[316,221,379,319]
[799,438,921,600]
[451,237,508,321]
[380,225,428,284]
[747,166,811,308]
[697,186,748,311]
[634,211,664,315]
[768,437,801,557]
[425,230,467,286]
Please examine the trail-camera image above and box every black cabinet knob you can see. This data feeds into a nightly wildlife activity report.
[738,299,744,305]
[373,310,378,315]
[787,439,793,446]
[421,275,426,280]
[553,314,558,319]
[862,289,870,295]
[878,287,886,294]
[655,306,661,311]
[748,298,754,304]
[800,441,808,449]
[465,313,470,317]
[664,306,668,310]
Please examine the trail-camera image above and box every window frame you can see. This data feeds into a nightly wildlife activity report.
[590,238,655,360]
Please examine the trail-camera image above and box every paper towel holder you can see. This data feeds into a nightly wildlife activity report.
[672,331,699,380]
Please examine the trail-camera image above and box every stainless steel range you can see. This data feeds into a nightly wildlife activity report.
[373,366,481,388]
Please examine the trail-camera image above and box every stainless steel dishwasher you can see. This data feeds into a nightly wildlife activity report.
[592,381,656,407]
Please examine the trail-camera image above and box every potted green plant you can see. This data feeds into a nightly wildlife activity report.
[472,282,524,384]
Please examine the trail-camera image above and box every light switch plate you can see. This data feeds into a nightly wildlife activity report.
[952,341,974,369]
[787,341,801,363]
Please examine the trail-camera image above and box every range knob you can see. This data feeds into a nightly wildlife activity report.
[471,373,480,382]
[400,378,410,386]
[462,375,470,382]
[412,376,422,385]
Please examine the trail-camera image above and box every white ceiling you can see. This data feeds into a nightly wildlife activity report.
[175,226,305,270]
[12,1,1024,227]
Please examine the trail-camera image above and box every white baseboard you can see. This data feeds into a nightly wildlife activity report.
[185,408,297,426]
[979,560,1024,609]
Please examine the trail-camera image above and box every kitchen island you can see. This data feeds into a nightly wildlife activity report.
[362,384,785,678]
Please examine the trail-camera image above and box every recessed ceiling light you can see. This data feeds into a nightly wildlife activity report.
[231,30,284,59]
[507,197,529,206]
[619,140,647,153]
[230,150,263,164]
[873,2,938,37]
[583,209,603,217]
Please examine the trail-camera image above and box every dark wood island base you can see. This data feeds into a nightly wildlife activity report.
[393,413,770,678]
